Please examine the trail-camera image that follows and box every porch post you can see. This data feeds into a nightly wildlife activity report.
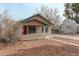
[27,26,28,34]
[43,26,46,34]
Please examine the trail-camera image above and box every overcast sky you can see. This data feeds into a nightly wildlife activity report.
[0,3,65,20]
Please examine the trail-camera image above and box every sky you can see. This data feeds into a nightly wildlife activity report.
[0,3,65,20]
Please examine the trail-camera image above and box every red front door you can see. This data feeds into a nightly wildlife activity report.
[22,26,27,35]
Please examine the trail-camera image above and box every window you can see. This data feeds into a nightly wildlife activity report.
[28,26,36,34]
[66,25,71,29]
[45,26,48,33]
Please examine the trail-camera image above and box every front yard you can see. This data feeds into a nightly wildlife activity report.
[0,39,79,56]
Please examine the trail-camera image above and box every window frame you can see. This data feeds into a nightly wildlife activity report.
[28,26,36,34]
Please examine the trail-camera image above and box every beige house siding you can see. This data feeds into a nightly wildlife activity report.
[22,20,44,26]
[48,26,52,34]
[36,26,42,33]
[26,16,51,25]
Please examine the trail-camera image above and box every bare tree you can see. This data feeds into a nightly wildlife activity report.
[0,9,18,44]
[34,5,61,26]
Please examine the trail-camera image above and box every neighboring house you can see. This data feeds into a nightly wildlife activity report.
[16,14,53,40]
[58,19,77,34]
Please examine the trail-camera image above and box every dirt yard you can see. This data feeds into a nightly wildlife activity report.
[0,39,79,56]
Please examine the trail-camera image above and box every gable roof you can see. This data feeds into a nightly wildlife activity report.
[20,14,53,25]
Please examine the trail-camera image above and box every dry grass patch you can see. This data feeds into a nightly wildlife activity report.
[9,44,79,56]
[0,39,79,56]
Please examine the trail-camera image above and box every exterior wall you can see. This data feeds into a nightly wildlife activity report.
[59,19,77,34]
[48,26,52,34]
[36,26,42,33]
[23,20,44,26]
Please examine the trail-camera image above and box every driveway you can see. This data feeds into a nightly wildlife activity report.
[48,34,79,46]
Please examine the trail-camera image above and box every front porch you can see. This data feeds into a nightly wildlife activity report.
[19,25,51,40]
[17,14,52,40]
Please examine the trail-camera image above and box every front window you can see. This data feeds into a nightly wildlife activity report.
[28,26,36,34]
[45,26,48,33]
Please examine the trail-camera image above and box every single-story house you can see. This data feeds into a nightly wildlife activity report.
[16,14,53,40]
